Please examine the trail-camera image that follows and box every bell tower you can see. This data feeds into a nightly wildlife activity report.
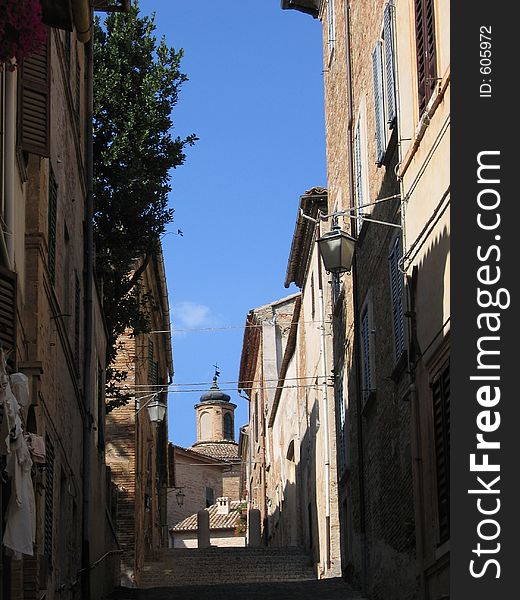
[194,367,237,444]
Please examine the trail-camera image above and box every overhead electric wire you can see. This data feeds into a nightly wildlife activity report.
[147,319,332,334]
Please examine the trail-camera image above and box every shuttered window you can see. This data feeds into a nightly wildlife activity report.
[75,47,81,116]
[354,118,364,233]
[335,364,348,472]
[372,2,397,167]
[148,338,158,385]
[20,37,50,157]
[383,1,397,127]
[74,274,80,375]
[432,361,450,544]
[97,364,105,450]
[44,434,55,563]
[388,236,405,361]
[372,41,386,165]
[360,302,374,404]
[327,0,335,57]
[48,169,58,284]
[0,267,16,354]
[414,0,437,114]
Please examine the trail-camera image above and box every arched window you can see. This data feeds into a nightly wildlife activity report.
[223,412,233,440]
[200,411,212,440]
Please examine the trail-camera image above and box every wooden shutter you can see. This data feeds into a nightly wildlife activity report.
[383,1,397,127]
[372,41,386,166]
[414,0,437,114]
[388,236,405,360]
[148,338,158,385]
[74,274,80,374]
[360,306,372,403]
[0,267,17,355]
[432,362,450,544]
[20,38,50,156]
[48,169,57,284]
[44,435,55,562]
[354,120,364,232]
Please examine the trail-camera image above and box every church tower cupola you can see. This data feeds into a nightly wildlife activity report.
[194,366,237,444]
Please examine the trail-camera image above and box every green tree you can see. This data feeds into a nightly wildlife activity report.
[94,1,196,411]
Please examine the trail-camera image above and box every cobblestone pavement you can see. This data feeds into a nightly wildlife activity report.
[110,578,361,599]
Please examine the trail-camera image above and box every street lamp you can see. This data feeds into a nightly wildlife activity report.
[316,226,357,274]
[175,489,185,507]
[145,395,167,424]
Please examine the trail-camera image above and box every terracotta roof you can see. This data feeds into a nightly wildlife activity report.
[189,441,240,461]
[171,501,244,532]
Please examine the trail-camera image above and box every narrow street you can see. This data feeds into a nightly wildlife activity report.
[110,579,361,600]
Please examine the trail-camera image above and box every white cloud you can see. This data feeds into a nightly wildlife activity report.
[173,301,215,329]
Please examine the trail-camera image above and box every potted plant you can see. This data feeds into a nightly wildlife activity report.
[0,0,47,70]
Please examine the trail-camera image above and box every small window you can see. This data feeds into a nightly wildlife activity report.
[205,487,215,508]
[223,412,233,440]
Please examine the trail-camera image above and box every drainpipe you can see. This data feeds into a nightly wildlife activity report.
[344,2,368,594]
[4,68,16,267]
[317,247,331,571]
[81,18,94,600]
[72,0,92,43]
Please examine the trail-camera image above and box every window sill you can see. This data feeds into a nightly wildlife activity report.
[390,351,408,383]
[361,390,377,416]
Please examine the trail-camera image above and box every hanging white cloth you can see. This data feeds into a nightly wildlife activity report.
[0,354,36,558]
[2,430,36,557]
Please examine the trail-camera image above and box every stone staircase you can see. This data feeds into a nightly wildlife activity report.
[139,546,317,588]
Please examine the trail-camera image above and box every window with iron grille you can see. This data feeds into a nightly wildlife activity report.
[388,236,406,361]
[432,361,450,544]
[414,0,437,114]
[48,170,58,284]
[44,434,55,564]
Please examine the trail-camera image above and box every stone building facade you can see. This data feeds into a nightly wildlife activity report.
[105,251,172,586]
[238,265,341,578]
[0,3,120,599]
[282,2,450,600]
[394,1,450,597]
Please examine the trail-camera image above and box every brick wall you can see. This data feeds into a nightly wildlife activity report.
[321,1,416,598]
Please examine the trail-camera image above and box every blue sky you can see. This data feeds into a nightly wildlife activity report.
[138,0,326,447]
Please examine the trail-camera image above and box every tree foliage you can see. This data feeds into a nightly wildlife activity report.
[94,1,196,411]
